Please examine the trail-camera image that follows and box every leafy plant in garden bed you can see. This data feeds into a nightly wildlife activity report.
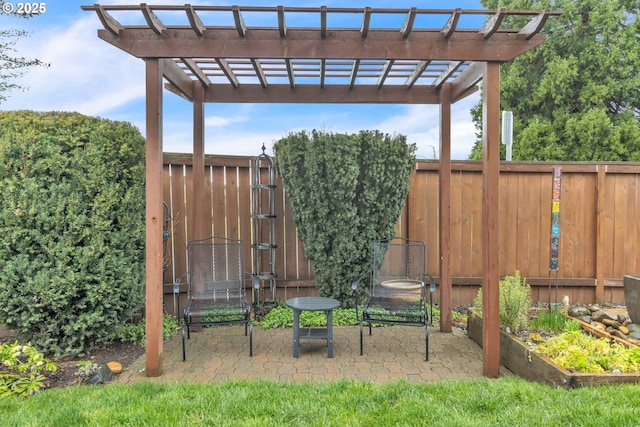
[0,341,58,398]
[470,271,640,378]
[115,315,180,347]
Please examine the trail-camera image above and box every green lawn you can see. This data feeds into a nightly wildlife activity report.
[1,378,639,426]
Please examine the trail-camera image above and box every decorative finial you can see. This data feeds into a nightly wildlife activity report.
[261,143,266,153]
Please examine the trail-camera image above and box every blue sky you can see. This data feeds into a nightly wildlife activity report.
[0,1,486,159]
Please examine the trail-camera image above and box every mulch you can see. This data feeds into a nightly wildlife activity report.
[45,341,145,389]
[0,326,144,390]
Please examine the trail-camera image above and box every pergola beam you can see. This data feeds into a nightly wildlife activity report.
[97,29,546,63]
[95,5,123,36]
[202,84,440,104]
[519,10,550,40]
[232,6,247,37]
[361,7,371,38]
[215,58,240,88]
[162,58,194,101]
[480,8,506,39]
[441,8,461,39]
[433,61,463,89]
[404,60,429,89]
[185,4,206,37]
[141,3,165,35]
[377,60,394,89]
[182,58,212,87]
[278,6,286,37]
[400,7,417,38]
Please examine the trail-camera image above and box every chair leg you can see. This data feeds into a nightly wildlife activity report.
[249,321,253,357]
[359,321,364,356]
[425,324,429,362]
[181,325,187,362]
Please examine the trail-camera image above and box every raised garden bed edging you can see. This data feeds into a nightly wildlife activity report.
[467,311,640,388]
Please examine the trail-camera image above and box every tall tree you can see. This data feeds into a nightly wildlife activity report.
[0,1,48,103]
[469,0,640,161]
[274,130,415,306]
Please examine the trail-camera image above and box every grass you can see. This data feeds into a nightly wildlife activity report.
[1,378,640,426]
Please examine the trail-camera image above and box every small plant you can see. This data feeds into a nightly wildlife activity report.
[529,308,569,334]
[0,341,58,398]
[75,360,99,379]
[473,271,531,333]
[115,314,180,347]
[258,304,358,329]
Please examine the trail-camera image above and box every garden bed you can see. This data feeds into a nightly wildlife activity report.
[467,311,640,388]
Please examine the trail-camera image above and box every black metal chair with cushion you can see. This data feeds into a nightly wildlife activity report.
[174,236,253,361]
[352,237,435,361]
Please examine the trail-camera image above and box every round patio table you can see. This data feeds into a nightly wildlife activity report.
[286,296,340,358]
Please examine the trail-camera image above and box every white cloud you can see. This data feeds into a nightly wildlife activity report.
[2,13,144,116]
[205,114,247,128]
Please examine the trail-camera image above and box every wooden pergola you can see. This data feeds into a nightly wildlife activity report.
[82,4,559,377]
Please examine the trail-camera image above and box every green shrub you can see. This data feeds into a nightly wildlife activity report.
[473,271,531,332]
[0,111,145,357]
[259,304,358,329]
[115,315,180,347]
[274,130,416,306]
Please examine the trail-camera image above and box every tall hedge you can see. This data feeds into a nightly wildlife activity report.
[0,111,145,357]
[273,130,416,306]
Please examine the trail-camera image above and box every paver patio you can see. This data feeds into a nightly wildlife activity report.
[116,325,512,384]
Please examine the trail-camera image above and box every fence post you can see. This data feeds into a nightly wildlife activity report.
[595,164,607,303]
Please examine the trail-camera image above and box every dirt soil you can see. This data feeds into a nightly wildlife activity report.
[1,325,144,390]
[46,342,145,389]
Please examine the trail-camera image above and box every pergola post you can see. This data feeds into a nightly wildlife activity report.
[481,61,501,377]
[191,82,208,240]
[438,83,452,333]
[144,58,164,377]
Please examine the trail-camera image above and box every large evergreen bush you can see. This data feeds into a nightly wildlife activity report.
[0,111,145,357]
[274,130,415,306]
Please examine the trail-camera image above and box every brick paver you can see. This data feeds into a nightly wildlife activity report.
[115,325,512,384]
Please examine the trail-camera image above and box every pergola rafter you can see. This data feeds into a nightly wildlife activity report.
[83,3,560,379]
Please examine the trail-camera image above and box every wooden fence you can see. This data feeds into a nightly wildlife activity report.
[162,153,640,314]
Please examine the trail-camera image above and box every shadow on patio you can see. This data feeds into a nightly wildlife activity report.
[116,326,512,384]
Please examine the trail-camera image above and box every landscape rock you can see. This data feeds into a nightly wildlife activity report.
[86,364,114,385]
[591,310,618,323]
[601,318,620,328]
[568,306,591,318]
[107,361,123,374]
[627,324,640,333]
[628,331,640,340]
[610,329,627,340]
[618,325,630,335]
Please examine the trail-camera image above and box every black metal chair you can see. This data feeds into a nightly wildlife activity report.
[352,237,435,361]
[174,236,253,361]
